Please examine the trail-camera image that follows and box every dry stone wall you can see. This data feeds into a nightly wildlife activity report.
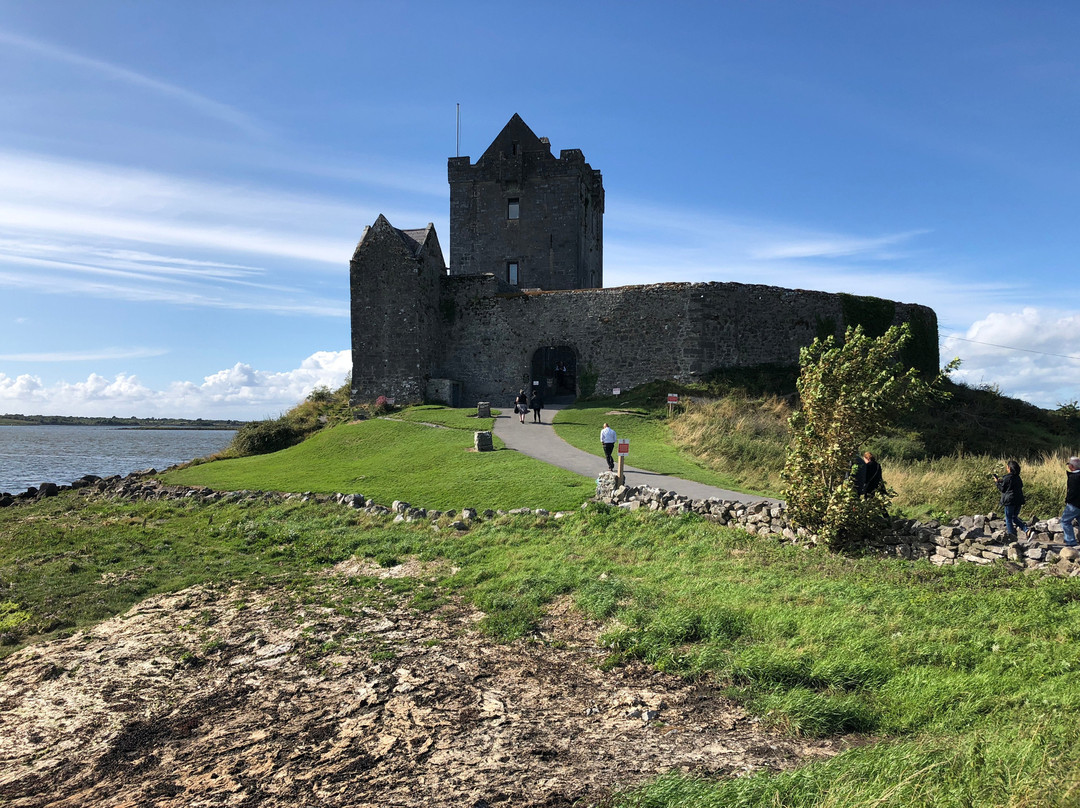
[9,470,1075,578]
[595,474,1080,575]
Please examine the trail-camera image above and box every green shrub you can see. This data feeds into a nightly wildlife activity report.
[229,417,300,456]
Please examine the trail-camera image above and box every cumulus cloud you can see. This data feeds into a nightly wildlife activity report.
[942,308,1080,408]
[0,350,352,420]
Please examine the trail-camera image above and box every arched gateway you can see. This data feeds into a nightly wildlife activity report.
[530,346,577,403]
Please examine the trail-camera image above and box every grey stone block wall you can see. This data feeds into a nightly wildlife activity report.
[431,281,936,407]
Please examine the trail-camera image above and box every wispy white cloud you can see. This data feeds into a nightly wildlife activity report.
[604,198,1041,335]
[0,269,347,317]
[0,149,390,316]
[0,28,263,137]
[0,347,169,362]
[0,150,434,266]
[0,349,352,419]
[747,230,931,260]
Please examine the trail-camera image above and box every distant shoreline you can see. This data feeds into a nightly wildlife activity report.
[0,415,246,430]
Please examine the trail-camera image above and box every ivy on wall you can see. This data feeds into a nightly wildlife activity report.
[578,363,599,399]
[839,293,896,338]
[838,293,938,374]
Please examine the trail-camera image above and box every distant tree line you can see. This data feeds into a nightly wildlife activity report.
[0,414,247,429]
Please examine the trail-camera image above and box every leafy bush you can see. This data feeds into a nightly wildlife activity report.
[782,324,942,548]
[228,417,301,456]
[224,378,352,457]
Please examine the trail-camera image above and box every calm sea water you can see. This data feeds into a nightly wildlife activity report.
[0,426,235,494]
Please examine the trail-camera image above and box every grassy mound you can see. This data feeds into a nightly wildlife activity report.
[166,410,593,512]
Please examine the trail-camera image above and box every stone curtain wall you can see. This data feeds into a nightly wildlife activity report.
[433,280,937,407]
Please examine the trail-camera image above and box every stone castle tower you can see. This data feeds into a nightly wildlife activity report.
[447,113,604,290]
[349,115,939,409]
[349,217,446,404]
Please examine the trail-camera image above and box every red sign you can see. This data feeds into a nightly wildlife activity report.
[667,393,679,403]
[617,440,630,456]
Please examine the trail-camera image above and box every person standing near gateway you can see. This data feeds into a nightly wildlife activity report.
[530,389,544,423]
[993,460,1028,538]
[1062,457,1080,548]
[600,422,617,472]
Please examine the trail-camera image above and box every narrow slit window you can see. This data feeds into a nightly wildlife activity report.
[507,261,519,286]
[507,198,520,220]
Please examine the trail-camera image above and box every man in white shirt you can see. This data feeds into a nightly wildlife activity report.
[600,423,617,471]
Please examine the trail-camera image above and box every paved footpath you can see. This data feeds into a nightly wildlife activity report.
[492,405,777,506]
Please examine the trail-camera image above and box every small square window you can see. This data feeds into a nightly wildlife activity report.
[507,198,519,220]
[511,140,521,155]
[507,262,519,285]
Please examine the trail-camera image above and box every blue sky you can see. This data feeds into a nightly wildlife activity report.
[1,1,1078,419]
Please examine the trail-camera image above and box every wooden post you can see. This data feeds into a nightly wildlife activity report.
[617,455,625,486]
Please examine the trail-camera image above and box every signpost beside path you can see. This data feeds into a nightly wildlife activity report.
[617,439,629,485]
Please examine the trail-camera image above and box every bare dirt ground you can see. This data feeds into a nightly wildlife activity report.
[0,559,845,807]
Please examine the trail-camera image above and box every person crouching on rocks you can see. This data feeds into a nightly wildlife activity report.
[993,460,1029,538]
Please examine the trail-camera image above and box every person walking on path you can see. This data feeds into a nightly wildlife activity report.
[993,460,1028,537]
[514,390,529,424]
[600,423,617,472]
[530,390,544,423]
[862,451,885,498]
[1061,457,1080,547]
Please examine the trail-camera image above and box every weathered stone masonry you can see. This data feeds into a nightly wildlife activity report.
[433,281,935,404]
[350,114,938,409]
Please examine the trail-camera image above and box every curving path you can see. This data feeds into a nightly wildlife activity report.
[492,404,777,506]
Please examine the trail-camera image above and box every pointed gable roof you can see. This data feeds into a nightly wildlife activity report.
[354,215,442,260]
[477,113,551,165]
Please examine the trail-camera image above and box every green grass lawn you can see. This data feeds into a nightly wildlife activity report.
[4,493,1080,805]
[553,399,773,495]
[165,410,592,511]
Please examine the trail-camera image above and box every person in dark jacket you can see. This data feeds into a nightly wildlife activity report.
[529,390,544,423]
[1062,457,1080,547]
[862,451,885,498]
[993,460,1028,537]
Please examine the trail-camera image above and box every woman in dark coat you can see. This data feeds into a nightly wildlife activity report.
[994,460,1029,537]
[529,390,544,423]
[862,451,884,498]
